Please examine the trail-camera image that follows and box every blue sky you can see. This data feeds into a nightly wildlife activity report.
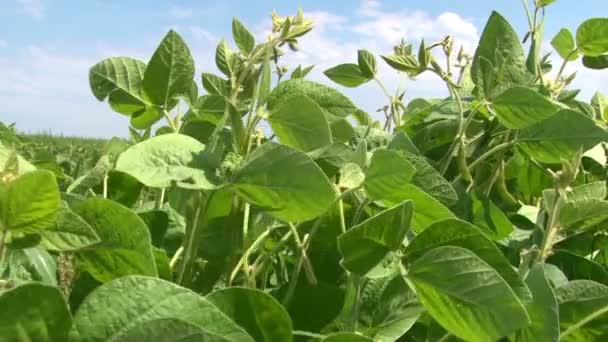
[1,0,606,137]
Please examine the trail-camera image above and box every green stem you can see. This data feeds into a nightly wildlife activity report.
[467,141,515,173]
[555,50,578,82]
[338,198,347,234]
[0,227,7,265]
[374,77,400,128]
[539,195,564,261]
[439,88,466,175]
[229,228,273,285]
[169,246,184,269]
[176,192,204,285]
[163,110,178,132]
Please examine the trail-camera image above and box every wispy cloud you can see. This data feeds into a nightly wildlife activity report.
[169,6,194,19]
[189,26,216,42]
[17,0,45,19]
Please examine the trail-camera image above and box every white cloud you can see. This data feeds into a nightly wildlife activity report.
[169,6,194,19]
[189,26,215,42]
[17,0,45,19]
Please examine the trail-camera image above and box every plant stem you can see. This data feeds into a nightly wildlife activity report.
[439,87,466,175]
[555,50,578,82]
[176,192,204,285]
[338,198,347,234]
[374,77,400,128]
[466,141,515,173]
[163,110,178,132]
[0,228,7,265]
[229,227,273,285]
[102,174,108,199]
[169,246,184,269]
[538,195,564,261]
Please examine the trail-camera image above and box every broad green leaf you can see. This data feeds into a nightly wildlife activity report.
[329,117,356,143]
[338,201,413,275]
[322,333,373,342]
[291,64,314,79]
[215,39,234,76]
[398,184,455,233]
[324,64,370,87]
[268,95,332,152]
[547,250,608,284]
[364,149,416,204]
[202,72,230,96]
[143,30,195,108]
[583,54,608,70]
[471,11,528,98]
[559,198,608,232]
[401,152,458,207]
[381,55,420,74]
[232,18,255,54]
[526,18,544,74]
[591,91,608,120]
[39,204,100,252]
[267,79,357,117]
[186,95,226,124]
[555,280,608,341]
[388,130,420,155]
[1,170,60,233]
[231,142,337,222]
[339,163,365,190]
[73,198,157,282]
[112,319,229,342]
[537,0,556,7]
[471,195,513,240]
[576,18,608,57]
[404,218,531,302]
[116,133,217,189]
[357,275,425,340]
[207,287,292,342]
[551,28,579,61]
[0,142,35,175]
[406,246,530,342]
[66,155,112,194]
[70,276,252,341]
[0,283,71,341]
[358,49,377,78]
[517,109,608,164]
[138,210,169,247]
[513,264,559,342]
[491,86,559,129]
[89,57,148,115]
[1,248,57,286]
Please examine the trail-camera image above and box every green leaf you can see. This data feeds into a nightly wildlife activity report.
[89,57,149,115]
[555,280,608,341]
[0,142,35,175]
[216,39,234,76]
[0,283,71,341]
[471,11,528,98]
[267,79,357,117]
[207,287,292,342]
[232,18,255,54]
[547,250,608,284]
[364,149,416,204]
[396,184,455,233]
[513,264,560,342]
[324,63,370,88]
[339,163,365,190]
[381,55,421,74]
[583,54,608,70]
[111,319,229,342]
[576,18,608,57]
[231,142,338,222]
[39,204,100,252]
[406,246,530,342]
[517,109,608,164]
[491,86,560,129]
[202,72,230,96]
[404,218,532,302]
[591,91,608,120]
[116,133,217,189]
[338,201,413,275]
[268,95,332,152]
[357,274,424,340]
[1,248,57,286]
[358,49,377,78]
[143,30,195,108]
[73,198,157,282]
[70,276,252,341]
[551,28,579,61]
[1,170,60,233]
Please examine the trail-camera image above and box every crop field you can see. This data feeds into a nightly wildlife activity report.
[1,1,608,341]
